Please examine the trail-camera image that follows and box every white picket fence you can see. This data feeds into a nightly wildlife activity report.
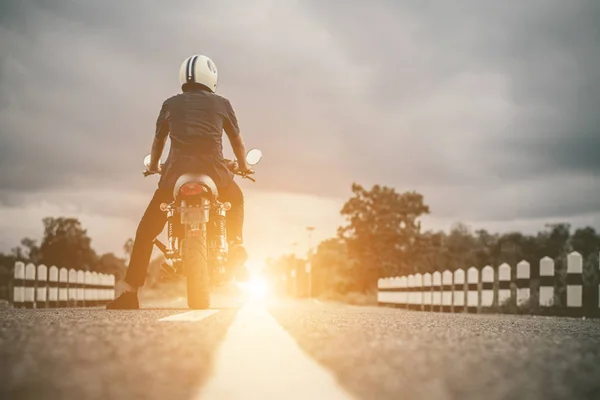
[11,261,116,308]
[378,251,600,315]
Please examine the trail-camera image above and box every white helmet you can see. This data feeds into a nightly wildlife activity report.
[178,54,218,92]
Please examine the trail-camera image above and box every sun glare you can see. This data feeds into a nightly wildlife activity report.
[238,274,269,299]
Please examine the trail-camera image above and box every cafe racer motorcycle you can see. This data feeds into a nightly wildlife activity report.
[142,149,262,309]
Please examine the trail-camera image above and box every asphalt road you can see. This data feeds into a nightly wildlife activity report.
[1,294,600,400]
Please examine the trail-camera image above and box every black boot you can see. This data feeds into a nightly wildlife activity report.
[106,290,139,310]
[229,243,248,268]
[228,238,250,282]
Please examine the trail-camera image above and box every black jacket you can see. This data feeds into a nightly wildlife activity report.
[156,85,241,192]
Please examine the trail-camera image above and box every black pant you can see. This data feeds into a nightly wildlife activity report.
[124,180,244,288]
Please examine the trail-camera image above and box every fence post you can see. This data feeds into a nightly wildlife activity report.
[415,273,423,311]
[93,272,100,306]
[100,272,106,305]
[77,270,85,307]
[453,268,465,313]
[385,277,393,305]
[378,277,388,305]
[389,277,396,305]
[423,273,432,311]
[566,251,583,312]
[388,277,396,306]
[59,268,68,308]
[97,273,104,304]
[481,265,494,310]
[389,277,400,306]
[432,271,441,312]
[13,262,25,308]
[516,260,531,307]
[36,264,48,309]
[398,276,407,308]
[539,257,554,307]
[407,274,415,310]
[498,263,511,309]
[84,271,92,307]
[100,274,109,305]
[467,267,479,313]
[24,263,36,309]
[109,274,116,300]
[68,269,78,307]
[441,270,452,312]
[48,266,59,308]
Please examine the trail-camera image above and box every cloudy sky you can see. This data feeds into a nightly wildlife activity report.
[1,0,599,268]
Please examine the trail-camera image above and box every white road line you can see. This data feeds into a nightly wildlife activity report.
[144,296,187,309]
[197,299,356,400]
[159,310,219,322]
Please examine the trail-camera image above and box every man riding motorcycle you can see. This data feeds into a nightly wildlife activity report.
[107,54,252,310]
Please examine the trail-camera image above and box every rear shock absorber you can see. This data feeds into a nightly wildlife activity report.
[167,212,176,251]
[214,214,227,251]
[215,201,231,253]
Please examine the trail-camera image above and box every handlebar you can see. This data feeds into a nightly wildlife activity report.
[224,158,256,182]
[143,160,256,181]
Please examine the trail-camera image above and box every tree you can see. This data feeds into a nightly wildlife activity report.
[338,183,430,292]
[15,238,42,264]
[123,238,134,261]
[39,217,97,270]
[0,252,16,268]
[95,253,127,280]
[570,227,600,258]
[0,254,14,302]
[310,238,357,295]
[9,237,42,264]
[540,223,572,258]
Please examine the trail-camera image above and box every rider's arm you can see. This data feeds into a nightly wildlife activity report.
[223,99,250,171]
[230,134,250,171]
[150,101,170,170]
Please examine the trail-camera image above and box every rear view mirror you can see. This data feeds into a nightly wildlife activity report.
[246,148,263,165]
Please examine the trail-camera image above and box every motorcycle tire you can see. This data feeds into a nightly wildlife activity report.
[183,224,210,309]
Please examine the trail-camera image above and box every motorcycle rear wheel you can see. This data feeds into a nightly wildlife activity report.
[183,224,210,309]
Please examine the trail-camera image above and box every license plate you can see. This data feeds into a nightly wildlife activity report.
[180,209,202,224]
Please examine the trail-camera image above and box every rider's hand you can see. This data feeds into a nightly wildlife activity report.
[235,163,254,176]
[143,164,161,176]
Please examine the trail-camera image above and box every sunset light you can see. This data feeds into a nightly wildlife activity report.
[2,2,599,399]
[237,275,269,299]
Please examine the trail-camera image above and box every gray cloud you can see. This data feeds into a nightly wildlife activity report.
[1,0,599,230]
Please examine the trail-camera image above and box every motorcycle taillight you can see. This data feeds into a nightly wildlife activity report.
[179,182,205,196]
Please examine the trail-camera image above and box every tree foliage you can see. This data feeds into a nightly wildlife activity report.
[309,238,356,295]
[11,237,42,264]
[38,217,98,270]
[0,217,129,280]
[262,183,600,304]
[337,183,430,291]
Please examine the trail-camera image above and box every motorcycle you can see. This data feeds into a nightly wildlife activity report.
[142,149,262,309]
